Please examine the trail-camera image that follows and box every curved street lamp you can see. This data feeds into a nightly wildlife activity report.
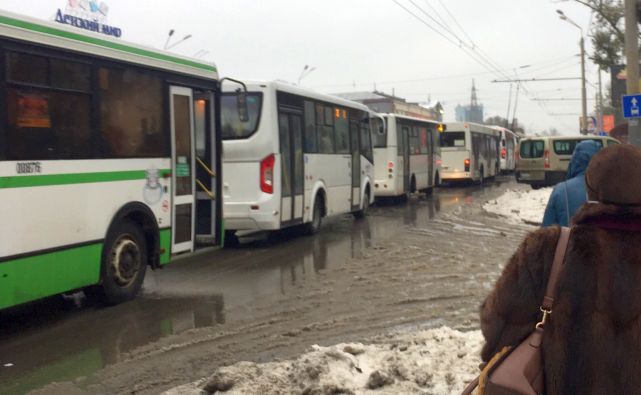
[557,9,588,134]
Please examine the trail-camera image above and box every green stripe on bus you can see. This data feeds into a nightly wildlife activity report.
[0,243,102,310]
[0,169,171,189]
[160,228,171,265]
[0,15,217,73]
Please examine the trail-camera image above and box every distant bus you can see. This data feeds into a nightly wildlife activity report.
[0,11,223,309]
[440,122,500,183]
[490,126,519,173]
[221,81,375,242]
[371,114,444,198]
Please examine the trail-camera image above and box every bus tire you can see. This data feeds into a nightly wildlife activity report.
[89,221,147,305]
[353,190,370,219]
[224,230,240,247]
[304,196,323,235]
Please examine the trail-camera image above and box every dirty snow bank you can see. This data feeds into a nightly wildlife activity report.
[483,188,552,225]
[165,327,483,395]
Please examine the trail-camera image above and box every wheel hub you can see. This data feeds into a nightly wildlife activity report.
[109,236,140,287]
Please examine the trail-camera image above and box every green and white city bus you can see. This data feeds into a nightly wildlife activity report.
[0,11,223,309]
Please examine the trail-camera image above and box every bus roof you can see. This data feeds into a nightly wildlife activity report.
[226,80,372,113]
[378,113,443,125]
[446,122,500,136]
[0,10,218,81]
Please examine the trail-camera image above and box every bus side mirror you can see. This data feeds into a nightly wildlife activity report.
[236,89,249,123]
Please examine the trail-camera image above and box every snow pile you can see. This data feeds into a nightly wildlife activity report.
[483,188,552,225]
[165,327,483,395]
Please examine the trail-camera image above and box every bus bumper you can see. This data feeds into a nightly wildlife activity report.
[373,179,401,197]
[224,203,280,231]
[441,170,472,182]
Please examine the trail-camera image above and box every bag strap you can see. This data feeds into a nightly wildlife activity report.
[538,226,571,327]
[460,227,572,395]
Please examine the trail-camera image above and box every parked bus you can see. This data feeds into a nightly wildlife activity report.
[440,122,500,183]
[490,126,518,173]
[221,81,375,242]
[0,11,223,309]
[371,114,443,198]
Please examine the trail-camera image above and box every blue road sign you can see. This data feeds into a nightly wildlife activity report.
[622,94,641,119]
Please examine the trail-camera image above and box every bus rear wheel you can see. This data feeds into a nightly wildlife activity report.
[304,197,323,235]
[87,221,147,305]
[353,191,370,219]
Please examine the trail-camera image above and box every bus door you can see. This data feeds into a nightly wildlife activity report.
[471,132,480,177]
[349,119,361,211]
[425,128,434,187]
[278,109,304,225]
[193,91,218,246]
[401,125,411,192]
[170,86,196,254]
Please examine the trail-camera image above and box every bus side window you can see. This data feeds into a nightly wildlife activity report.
[304,101,317,153]
[317,105,335,154]
[359,118,373,162]
[6,52,92,160]
[99,67,164,158]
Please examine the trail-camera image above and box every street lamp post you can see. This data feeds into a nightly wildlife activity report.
[557,10,588,135]
[624,0,641,146]
[297,65,316,86]
[164,29,192,50]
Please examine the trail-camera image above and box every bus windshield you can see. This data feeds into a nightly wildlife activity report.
[221,92,263,139]
[441,131,466,148]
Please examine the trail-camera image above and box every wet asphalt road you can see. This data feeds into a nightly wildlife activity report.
[0,177,530,395]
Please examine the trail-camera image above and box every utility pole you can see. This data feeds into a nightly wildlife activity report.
[511,83,521,130]
[598,69,604,133]
[505,83,513,128]
[556,10,588,134]
[624,0,641,146]
[580,35,588,134]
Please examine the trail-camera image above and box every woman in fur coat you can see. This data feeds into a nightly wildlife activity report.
[480,144,641,394]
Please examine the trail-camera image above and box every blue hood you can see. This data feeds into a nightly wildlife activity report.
[566,140,601,179]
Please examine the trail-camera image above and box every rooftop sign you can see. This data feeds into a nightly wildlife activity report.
[54,0,121,38]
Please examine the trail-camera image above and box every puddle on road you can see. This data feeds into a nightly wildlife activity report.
[0,181,511,394]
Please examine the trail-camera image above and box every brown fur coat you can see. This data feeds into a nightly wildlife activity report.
[480,203,641,394]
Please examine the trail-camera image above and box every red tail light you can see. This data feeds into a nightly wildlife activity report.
[464,158,470,172]
[544,150,550,169]
[260,154,275,194]
[501,148,507,159]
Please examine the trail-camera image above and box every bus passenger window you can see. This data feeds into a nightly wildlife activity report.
[304,101,317,153]
[99,67,165,158]
[6,52,92,160]
[334,110,349,154]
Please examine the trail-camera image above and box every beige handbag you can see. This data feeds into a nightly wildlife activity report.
[462,227,571,395]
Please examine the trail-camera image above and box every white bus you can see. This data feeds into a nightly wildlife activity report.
[221,81,375,242]
[490,126,519,173]
[0,11,223,309]
[440,122,500,183]
[371,114,444,198]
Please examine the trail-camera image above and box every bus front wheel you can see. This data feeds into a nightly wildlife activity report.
[88,221,147,305]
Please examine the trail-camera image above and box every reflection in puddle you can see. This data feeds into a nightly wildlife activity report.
[0,181,509,394]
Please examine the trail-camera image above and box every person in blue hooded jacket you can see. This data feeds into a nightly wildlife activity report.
[541,140,601,227]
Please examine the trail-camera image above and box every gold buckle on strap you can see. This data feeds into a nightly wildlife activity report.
[536,307,551,329]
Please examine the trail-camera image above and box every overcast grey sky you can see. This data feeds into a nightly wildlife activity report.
[1,0,600,133]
